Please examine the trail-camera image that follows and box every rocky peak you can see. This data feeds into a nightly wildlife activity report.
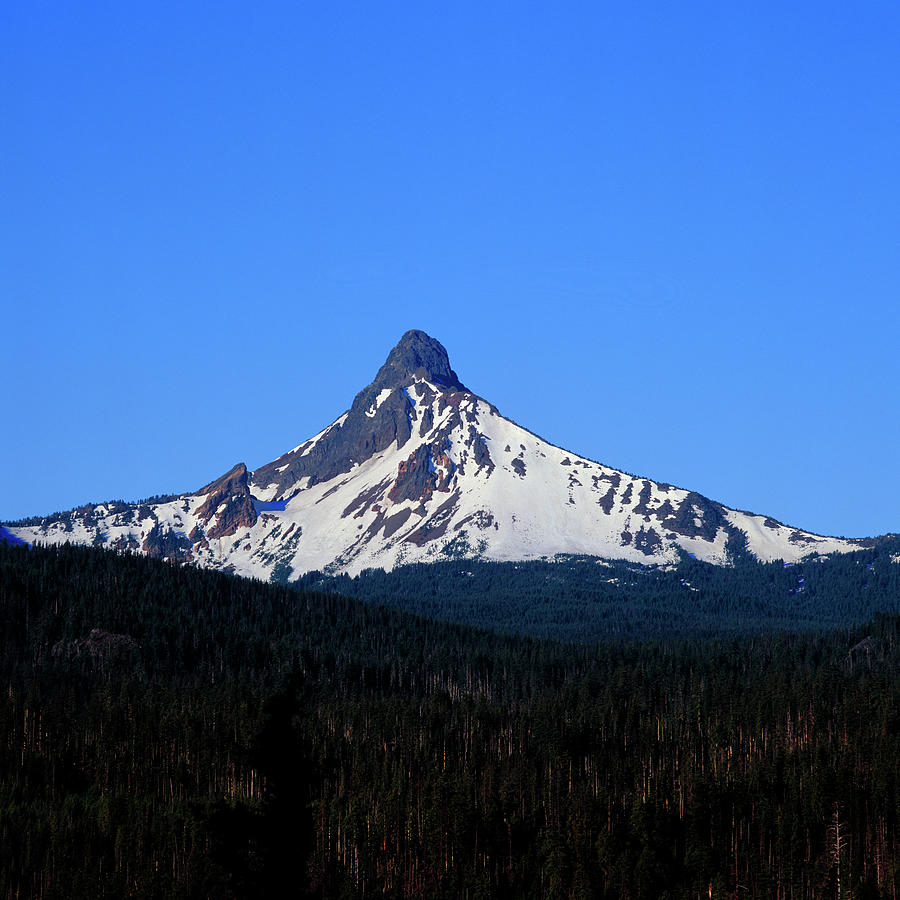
[196,462,250,498]
[194,462,257,539]
[371,330,467,394]
[252,331,473,499]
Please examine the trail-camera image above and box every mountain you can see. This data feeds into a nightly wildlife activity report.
[4,330,865,578]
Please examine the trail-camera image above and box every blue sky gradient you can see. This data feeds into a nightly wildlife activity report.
[2,2,898,538]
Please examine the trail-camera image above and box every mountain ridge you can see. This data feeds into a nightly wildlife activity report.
[4,330,868,577]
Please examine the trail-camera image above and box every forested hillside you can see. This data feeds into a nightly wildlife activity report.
[2,541,900,898]
[298,538,900,642]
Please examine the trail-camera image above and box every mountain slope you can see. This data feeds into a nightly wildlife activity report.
[4,330,865,577]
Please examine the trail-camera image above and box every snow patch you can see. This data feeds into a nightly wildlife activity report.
[366,388,393,417]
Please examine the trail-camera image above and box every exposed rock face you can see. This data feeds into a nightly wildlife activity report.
[194,462,257,540]
[468,426,494,474]
[196,462,251,498]
[371,329,467,393]
[252,330,470,499]
[405,491,461,546]
[387,440,456,505]
[388,444,437,504]
[623,484,731,545]
[142,523,194,562]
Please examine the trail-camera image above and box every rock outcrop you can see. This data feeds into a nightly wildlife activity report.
[252,331,470,498]
[194,463,257,539]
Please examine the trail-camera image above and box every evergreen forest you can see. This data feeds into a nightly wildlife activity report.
[2,540,900,898]
[298,539,900,643]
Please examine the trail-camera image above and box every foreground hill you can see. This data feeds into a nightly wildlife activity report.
[297,535,900,642]
[2,541,900,898]
[4,330,865,577]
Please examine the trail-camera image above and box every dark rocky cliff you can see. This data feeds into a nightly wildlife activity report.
[251,331,470,498]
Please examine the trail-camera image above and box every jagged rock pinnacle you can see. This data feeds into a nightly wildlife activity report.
[372,330,467,393]
[251,331,471,496]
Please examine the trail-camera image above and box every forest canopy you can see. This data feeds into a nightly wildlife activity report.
[1,541,899,898]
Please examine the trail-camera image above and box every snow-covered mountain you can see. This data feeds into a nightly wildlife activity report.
[5,330,865,578]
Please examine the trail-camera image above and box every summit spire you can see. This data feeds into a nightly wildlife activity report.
[372,330,467,393]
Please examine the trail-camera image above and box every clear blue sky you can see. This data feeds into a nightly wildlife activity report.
[2,2,898,539]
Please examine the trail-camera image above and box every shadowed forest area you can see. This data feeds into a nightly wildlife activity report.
[296,539,900,643]
[2,541,899,898]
